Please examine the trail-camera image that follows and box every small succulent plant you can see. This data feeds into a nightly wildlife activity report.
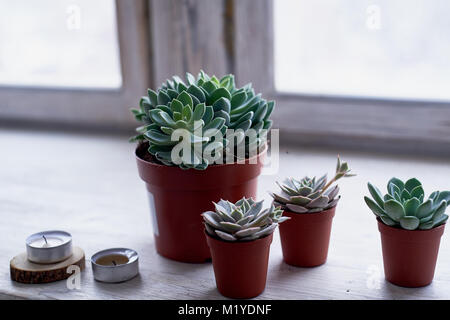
[270,156,355,213]
[130,71,274,169]
[364,178,449,230]
[202,198,288,241]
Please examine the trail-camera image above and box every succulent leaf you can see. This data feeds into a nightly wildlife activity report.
[368,182,385,208]
[433,214,448,228]
[253,223,278,239]
[215,230,237,241]
[380,215,396,226]
[388,177,405,192]
[410,185,424,200]
[384,200,405,221]
[435,191,450,208]
[202,212,223,230]
[404,198,420,216]
[234,227,261,238]
[269,192,290,204]
[220,222,242,232]
[306,196,329,209]
[325,185,340,201]
[364,196,386,217]
[419,220,434,230]
[389,183,401,198]
[400,216,420,230]
[416,199,433,219]
[429,191,439,201]
[405,178,421,193]
[400,189,411,202]
[433,200,447,221]
[289,196,310,206]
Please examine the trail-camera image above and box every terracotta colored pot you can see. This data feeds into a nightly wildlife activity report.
[377,219,445,287]
[135,144,266,263]
[279,206,336,267]
[206,232,273,299]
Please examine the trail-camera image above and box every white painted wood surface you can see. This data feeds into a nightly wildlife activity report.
[1,128,450,300]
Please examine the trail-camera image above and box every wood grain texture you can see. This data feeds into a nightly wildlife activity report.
[0,128,450,299]
[272,96,450,156]
[149,0,231,86]
[233,0,274,94]
[10,247,85,284]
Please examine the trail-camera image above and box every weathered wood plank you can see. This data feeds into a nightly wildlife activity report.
[1,128,450,299]
[272,96,450,156]
[149,0,231,86]
[233,0,274,93]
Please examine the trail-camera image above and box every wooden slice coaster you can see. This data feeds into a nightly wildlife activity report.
[10,246,85,284]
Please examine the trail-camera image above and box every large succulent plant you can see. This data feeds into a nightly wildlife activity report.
[202,198,288,242]
[130,71,274,169]
[364,178,449,230]
[270,156,355,213]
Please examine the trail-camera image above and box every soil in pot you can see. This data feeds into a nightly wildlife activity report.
[279,206,336,267]
[206,232,273,299]
[377,219,445,287]
[135,143,266,263]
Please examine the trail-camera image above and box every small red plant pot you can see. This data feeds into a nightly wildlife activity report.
[279,206,336,267]
[135,144,266,263]
[205,232,273,299]
[377,219,445,287]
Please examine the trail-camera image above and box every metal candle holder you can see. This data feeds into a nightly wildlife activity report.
[91,248,139,283]
[26,230,73,264]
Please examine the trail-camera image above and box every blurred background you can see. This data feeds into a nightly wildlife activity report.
[1,0,450,154]
[1,0,450,300]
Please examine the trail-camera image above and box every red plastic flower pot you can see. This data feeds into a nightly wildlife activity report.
[135,144,266,263]
[206,232,273,299]
[377,219,445,287]
[279,206,336,267]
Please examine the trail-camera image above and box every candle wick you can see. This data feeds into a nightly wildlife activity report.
[42,235,48,244]
[112,260,117,266]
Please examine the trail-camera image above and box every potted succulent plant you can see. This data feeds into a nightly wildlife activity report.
[270,157,354,267]
[364,178,449,287]
[202,197,288,299]
[131,71,275,263]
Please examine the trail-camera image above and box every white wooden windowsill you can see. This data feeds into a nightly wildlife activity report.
[1,128,449,300]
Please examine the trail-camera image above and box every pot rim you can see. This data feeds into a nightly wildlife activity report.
[377,218,446,241]
[205,229,274,247]
[376,217,446,232]
[135,142,268,170]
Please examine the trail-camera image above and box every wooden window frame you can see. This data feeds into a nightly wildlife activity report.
[2,0,449,156]
[0,0,151,129]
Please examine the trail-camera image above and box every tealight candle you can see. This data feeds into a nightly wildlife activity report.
[96,254,129,266]
[26,230,73,264]
[91,248,139,283]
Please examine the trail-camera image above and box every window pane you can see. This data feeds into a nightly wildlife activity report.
[0,0,122,89]
[274,0,450,101]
